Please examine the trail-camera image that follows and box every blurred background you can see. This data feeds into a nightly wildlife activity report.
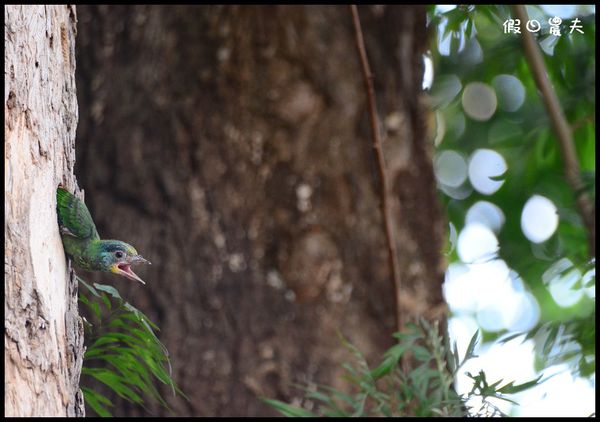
[429,4,595,416]
[73,5,595,417]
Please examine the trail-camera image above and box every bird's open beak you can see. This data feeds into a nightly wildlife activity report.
[112,255,151,285]
[132,255,151,266]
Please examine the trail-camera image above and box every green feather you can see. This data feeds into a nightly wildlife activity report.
[56,188,150,283]
[57,187,100,241]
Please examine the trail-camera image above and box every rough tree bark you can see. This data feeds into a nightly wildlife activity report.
[74,5,445,416]
[4,5,84,417]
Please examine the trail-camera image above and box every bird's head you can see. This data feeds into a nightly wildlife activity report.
[98,240,151,284]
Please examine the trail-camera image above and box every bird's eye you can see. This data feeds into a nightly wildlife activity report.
[115,251,124,259]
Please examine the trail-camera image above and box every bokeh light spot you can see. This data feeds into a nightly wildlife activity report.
[422,54,434,90]
[507,272,541,331]
[582,267,595,299]
[462,82,497,121]
[457,223,498,263]
[431,74,462,108]
[540,4,577,18]
[543,258,584,307]
[466,201,505,233]
[460,38,484,66]
[435,150,468,187]
[521,195,559,243]
[492,74,526,112]
[439,183,473,200]
[468,149,507,195]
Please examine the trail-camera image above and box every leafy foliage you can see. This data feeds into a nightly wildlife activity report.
[78,277,187,416]
[427,5,595,383]
[263,319,541,417]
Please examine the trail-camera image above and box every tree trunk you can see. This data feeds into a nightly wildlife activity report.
[4,5,84,417]
[74,5,445,416]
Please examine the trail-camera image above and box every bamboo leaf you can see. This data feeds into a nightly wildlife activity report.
[371,344,409,379]
[260,398,316,417]
[463,330,480,362]
[82,368,144,404]
[78,277,100,297]
[496,375,543,395]
[93,283,124,300]
[81,386,113,417]
[79,281,187,412]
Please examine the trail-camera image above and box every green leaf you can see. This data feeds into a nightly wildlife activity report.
[463,330,480,363]
[93,282,124,300]
[543,325,560,356]
[89,301,102,319]
[260,398,317,417]
[79,281,187,413]
[499,332,526,344]
[496,375,543,395]
[371,343,409,379]
[81,386,113,417]
[303,387,349,416]
[450,340,460,373]
[90,332,147,349]
[320,385,355,409]
[78,277,101,297]
[488,170,507,181]
[465,18,474,38]
[100,293,112,311]
[82,367,144,404]
[445,222,458,256]
[412,345,432,362]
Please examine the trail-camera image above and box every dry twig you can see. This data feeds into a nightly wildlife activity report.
[512,5,595,256]
[349,5,403,332]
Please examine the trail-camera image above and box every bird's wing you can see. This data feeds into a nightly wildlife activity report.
[56,188,100,241]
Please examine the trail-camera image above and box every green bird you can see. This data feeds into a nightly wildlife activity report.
[56,187,150,284]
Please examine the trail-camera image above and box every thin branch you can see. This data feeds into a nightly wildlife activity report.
[349,5,403,333]
[511,5,595,256]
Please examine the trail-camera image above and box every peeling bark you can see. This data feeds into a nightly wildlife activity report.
[4,5,84,417]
